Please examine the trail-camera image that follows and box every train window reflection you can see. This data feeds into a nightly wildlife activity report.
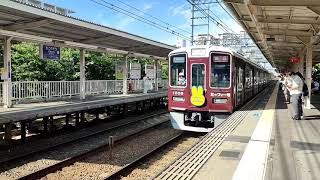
[170,55,186,87]
[191,64,205,87]
[211,60,230,88]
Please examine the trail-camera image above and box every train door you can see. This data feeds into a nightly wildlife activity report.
[188,59,208,110]
[237,64,244,106]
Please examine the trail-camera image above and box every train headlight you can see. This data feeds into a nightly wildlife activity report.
[213,98,228,104]
[173,96,185,102]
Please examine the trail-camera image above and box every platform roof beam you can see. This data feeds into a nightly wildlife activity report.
[3,18,55,31]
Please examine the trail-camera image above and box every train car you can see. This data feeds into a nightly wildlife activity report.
[168,45,270,132]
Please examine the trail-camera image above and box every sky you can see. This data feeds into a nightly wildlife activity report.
[44,0,244,46]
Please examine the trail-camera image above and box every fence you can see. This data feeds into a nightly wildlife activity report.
[0,79,168,102]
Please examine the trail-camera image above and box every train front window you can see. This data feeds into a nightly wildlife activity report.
[170,54,187,87]
[191,64,205,87]
[211,54,230,88]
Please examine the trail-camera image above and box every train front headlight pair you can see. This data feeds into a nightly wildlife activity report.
[173,96,185,102]
[213,98,228,104]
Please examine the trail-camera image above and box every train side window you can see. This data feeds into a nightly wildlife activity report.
[211,54,230,88]
[170,54,187,87]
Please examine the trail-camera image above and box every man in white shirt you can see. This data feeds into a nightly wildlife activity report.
[288,72,303,120]
[312,80,319,94]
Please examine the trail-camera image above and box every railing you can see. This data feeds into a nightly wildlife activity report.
[0,79,168,102]
[85,80,123,95]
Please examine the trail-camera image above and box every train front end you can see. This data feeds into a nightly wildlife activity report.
[168,46,233,132]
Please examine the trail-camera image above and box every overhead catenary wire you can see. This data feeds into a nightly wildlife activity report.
[114,0,191,35]
[186,0,234,34]
[216,0,242,27]
[89,0,191,41]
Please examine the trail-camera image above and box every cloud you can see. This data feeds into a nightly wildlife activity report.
[169,3,191,19]
[116,16,136,29]
[143,4,153,11]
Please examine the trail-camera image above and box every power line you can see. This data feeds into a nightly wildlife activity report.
[89,0,191,40]
[114,0,191,35]
[216,1,242,26]
[186,0,233,34]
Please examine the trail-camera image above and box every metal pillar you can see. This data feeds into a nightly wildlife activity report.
[43,117,49,134]
[4,123,12,141]
[80,49,86,100]
[20,121,26,142]
[305,40,312,109]
[154,59,159,91]
[75,112,80,127]
[3,37,13,108]
[65,114,70,126]
[123,55,128,95]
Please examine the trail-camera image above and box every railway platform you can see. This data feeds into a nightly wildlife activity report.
[156,83,320,180]
[0,91,167,142]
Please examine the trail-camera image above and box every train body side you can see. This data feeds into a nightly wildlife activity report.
[168,46,270,132]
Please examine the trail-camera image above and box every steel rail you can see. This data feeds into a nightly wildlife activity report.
[154,82,275,180]
[1,110,167,165]
[105,132,184,180]
[18,114,170,180]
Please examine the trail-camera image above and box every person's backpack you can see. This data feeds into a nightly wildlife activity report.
[303,83,309,96]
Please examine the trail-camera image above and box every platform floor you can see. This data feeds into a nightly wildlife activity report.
[0,91,167,124]
[192,86,320,180]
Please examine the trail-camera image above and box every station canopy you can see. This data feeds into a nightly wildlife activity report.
[224,0,320,70]
[0,0,175,59]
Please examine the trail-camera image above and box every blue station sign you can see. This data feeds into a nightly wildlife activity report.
[41,45,61,60]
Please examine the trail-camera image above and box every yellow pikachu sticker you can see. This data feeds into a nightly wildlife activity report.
[190,86,205,107]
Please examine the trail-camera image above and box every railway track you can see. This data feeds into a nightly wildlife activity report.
[18,119,173,180]
[0,110,167,165]
[155,83,275,180]
[0,111,169,179]
[105,132,184,179]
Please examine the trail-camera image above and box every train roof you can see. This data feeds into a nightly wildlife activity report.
[170,45,269,73]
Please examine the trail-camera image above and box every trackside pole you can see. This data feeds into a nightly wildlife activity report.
[3,36,13,108]
[123,55,128,95]
[80,49,86,100]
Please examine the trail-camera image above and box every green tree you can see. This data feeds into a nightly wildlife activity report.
[86,52,117,80]
[12,42,46,81]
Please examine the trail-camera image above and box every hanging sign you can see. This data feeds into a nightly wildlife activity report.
[115,61,124,80]
[145,64,155,79]
[40,45,61,60]
[130,63,141,79]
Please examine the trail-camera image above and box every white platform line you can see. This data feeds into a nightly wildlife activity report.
[232,84,278,180]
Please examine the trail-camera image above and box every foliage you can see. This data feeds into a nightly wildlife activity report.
[0,42,168,81]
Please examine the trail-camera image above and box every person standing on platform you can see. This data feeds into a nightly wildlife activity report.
[143,74,149,94]
[283,73,290,103]
[288,72,303,120]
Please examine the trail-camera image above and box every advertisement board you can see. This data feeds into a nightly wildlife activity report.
[145,64,154,79]
[130,63,141,79]
[40,45,61,60]
[115,61,124,80]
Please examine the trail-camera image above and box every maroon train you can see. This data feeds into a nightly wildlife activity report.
[168,45,270,132]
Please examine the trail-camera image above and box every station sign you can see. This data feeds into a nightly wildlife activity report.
[130,63,141,79]
[40,45,61,60]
